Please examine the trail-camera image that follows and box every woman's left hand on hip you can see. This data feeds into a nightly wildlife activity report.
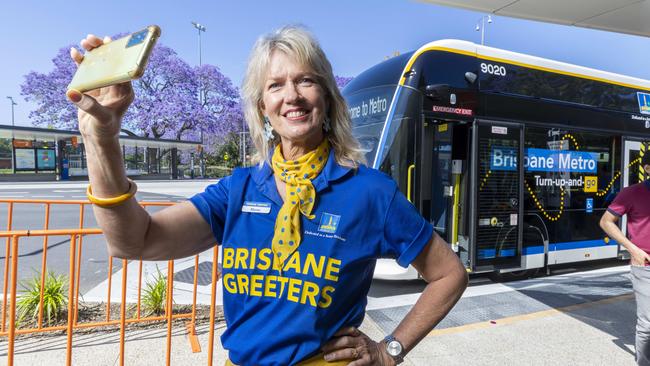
[321,326,395,365]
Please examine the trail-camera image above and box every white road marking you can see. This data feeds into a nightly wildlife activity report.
[366,265,630,311]
[32,195,64,198]
[83,251,220,305]
[53,190,83,193]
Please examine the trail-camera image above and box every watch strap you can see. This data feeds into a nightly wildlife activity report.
[382,335,404,364]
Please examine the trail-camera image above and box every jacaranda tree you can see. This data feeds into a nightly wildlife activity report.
[21,40,243,143]
[335,76,353,90]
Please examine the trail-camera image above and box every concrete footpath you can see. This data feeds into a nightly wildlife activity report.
[0,179,219,200]
[0,265,638,366]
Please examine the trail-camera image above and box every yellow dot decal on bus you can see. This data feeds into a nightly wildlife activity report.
[525,181,565,221]
[479,170,492,191]
[596,172,620,197]
[595,157,641,197]
[561,133,580,150]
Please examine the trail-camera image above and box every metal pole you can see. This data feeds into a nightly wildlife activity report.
[192,21,207,177]
[477,15,492,46]
[6,97,16,127]
[198,25,204,178]
[198,28,202,66]
[481,17,485,45]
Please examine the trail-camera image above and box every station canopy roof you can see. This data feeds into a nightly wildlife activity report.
[421,0,650,38]
[0,124,201,150]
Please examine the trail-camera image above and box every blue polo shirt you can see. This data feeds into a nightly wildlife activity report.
[190,150,433,366]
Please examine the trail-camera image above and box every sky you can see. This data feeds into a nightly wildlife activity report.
[1,0,649,127]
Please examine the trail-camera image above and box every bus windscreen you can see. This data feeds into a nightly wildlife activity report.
[344,86,396,164]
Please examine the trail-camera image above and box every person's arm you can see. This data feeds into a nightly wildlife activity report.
[68,34,215,261]
[600,211,650,266]
[322,232,468,365]
[385,232,468,356]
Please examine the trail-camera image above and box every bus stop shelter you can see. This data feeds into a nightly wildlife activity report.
[421,0,650,38]
[0,124,202,181]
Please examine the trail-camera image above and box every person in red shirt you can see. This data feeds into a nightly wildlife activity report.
[601,152,650,366]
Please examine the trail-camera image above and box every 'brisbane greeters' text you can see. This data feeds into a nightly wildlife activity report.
[221,247,342,309]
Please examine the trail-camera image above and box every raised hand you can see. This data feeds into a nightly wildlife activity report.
[67,34,134,143]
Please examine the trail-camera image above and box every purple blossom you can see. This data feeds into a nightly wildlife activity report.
[20,40,243,147]
[21,46,78,129]
[335,75,353,90]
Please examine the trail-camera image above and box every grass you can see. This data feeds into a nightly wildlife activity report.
[16,271,68,327]
[142,267,168,316]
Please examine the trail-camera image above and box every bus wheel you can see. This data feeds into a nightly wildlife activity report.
[489,268,540,282]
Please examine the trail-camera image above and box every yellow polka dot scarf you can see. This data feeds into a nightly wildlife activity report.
[271,139,330,270]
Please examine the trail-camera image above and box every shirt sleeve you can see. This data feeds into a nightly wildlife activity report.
[381,186,434,268]
[189,175,231,244]
[607,186,632,217]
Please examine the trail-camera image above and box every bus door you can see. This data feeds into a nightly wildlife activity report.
[621,139,649,257]
[425,117,471,267]
[471,121,524,271]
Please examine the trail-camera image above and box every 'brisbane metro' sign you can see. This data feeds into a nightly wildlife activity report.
[490,147,598,173]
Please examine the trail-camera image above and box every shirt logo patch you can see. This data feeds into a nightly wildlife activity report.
[242,201,271,214]
[318,213,340,233]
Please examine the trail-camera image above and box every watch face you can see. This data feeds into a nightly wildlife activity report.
[387,340,403,356]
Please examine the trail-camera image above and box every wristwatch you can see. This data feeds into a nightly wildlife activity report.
[382,334,405,364]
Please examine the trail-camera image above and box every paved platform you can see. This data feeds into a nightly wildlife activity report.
[0,293,636,365]
[0,264,638,365]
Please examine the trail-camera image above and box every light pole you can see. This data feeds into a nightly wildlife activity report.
[6,96,16,127]
[192,21,207,178]
[191,21,206,66]
[475,15,493,45]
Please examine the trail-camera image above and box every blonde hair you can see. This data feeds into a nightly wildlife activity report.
[241,25,366,168]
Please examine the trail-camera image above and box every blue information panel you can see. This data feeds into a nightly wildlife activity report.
[36,149,55,170]
[586,198,594,214]
[490,146,598,173]
[524,148,598,173]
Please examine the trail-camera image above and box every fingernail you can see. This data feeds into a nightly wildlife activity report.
[324,354,332,361]
[67,90,81,103]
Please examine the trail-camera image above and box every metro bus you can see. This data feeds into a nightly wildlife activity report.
[342,39,650,279]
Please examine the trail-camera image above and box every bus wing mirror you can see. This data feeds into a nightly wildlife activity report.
[465,72,478,84]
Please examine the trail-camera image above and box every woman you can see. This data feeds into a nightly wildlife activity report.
[67,26,468,366]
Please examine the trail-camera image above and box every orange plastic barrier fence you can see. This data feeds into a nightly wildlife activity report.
[0,199,220,366]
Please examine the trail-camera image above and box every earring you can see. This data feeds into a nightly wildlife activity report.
[323,117,331,133]
[263,116,274,141]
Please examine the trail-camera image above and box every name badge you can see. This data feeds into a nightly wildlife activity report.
[242,201,271,214]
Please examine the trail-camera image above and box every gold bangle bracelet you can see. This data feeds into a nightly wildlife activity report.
[86,178,138,208]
